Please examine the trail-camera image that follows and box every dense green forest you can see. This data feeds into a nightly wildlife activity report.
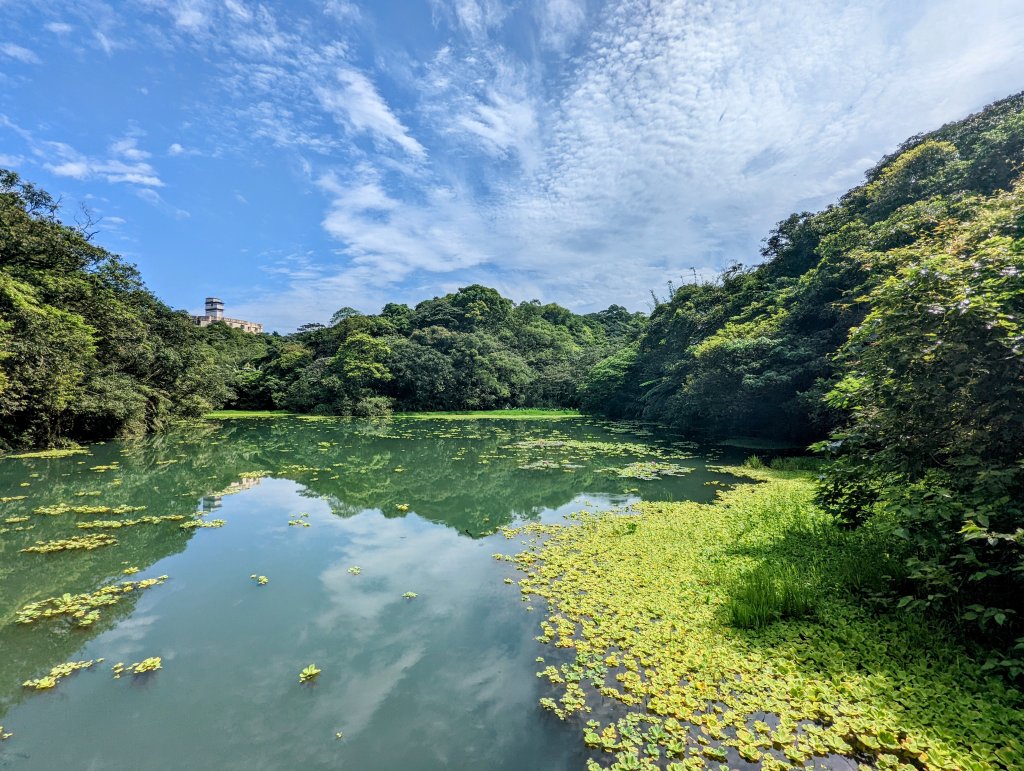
[2,92,1022,674]
[0,170,249,449]
[219,288,644,417]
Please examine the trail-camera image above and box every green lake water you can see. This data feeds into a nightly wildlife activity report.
[0,416,747,770]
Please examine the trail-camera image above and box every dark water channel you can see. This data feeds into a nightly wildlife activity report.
[0,416,747,769]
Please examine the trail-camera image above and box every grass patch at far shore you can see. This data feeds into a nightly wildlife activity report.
[203,410,297,419]
[394,409,581,420]
[204,408,580,421]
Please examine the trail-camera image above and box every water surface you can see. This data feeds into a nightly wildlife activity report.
[0,416,745,769]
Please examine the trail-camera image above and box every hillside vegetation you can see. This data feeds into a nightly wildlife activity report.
[0,171,264,449]
[580,93,1024,675]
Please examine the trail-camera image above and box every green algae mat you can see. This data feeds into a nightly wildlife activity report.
[508,467,1024,770]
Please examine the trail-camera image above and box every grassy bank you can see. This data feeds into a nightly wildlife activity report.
[509,466,1024,770]
[203,410,297,419]
[394,409,581,420]
[204,408,580,421]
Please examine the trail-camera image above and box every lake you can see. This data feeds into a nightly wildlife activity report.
[0,416,747,769]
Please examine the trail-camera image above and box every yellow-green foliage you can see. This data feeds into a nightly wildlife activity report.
[17,576,169,626]
[76,514,187,529]
[33,504,145,516]
[22,660,99,690]
[19,533,118,553]
[5,448,89,459]
[514,468,1024,770]
[179,518,226,529]
[112,657,162,678]
[299,664,321,683]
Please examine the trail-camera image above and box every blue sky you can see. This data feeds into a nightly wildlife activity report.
[2,0,1023,331]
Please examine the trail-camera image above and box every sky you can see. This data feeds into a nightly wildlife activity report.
[1,1,1023,332]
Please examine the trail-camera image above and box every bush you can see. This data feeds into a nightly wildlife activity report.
[352,396,393,418]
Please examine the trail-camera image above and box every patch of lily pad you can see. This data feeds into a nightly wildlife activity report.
[33,504,147,516]
[180,518,226,529]
[6,448,90,460]
[600,461,693,481]
[112,657,162,678]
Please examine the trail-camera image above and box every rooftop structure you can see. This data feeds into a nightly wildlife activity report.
[193,297,263,334]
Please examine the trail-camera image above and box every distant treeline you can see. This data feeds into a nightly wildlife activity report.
[218,288,645,418]
[2,92,1022,672]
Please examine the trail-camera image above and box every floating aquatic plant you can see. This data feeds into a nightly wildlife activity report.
[512,465,1024,769]
[22,659,100,690]
[0,725,11,740]
[20,533,118,553]
[33,503,145,516]
[6,448,89,459]
[401,592,418,599]
[17,576,169,626]
[395,503,410,512]
[250,574,269,585]
[77,514,188,529]
[113,657,162,678]
[180,518,226,529]
[299,664,321,683]
[600,461,692,481]
[347,566,362,575]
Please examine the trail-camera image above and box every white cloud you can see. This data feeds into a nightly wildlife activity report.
[315,67,427,158]
[0,43,41,64]
[534,0,587,53]
[42,134,164,187]
[44,21,73,35]
[10,0,1024,330]
[111,136,151,161]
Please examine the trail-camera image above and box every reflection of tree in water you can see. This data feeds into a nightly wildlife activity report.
[0,417,720,718]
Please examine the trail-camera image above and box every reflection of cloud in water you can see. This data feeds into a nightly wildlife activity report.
[316,510,467,633]
[311,509,537,748]
[309,647,426,738]
[95,613,163,659]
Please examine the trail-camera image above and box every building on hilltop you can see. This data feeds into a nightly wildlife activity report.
[192,297,263,334]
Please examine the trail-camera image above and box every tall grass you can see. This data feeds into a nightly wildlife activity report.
[727,564,817,629]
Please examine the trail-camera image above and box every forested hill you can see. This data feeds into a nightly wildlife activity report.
[581,91,1024,442]
[222,288,645,416]
[577,91,1024,666]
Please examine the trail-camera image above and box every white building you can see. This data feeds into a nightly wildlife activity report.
[192,297,263,334]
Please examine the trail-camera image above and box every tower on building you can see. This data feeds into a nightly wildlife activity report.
[193,297,262,333]
[205,297,225,320]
